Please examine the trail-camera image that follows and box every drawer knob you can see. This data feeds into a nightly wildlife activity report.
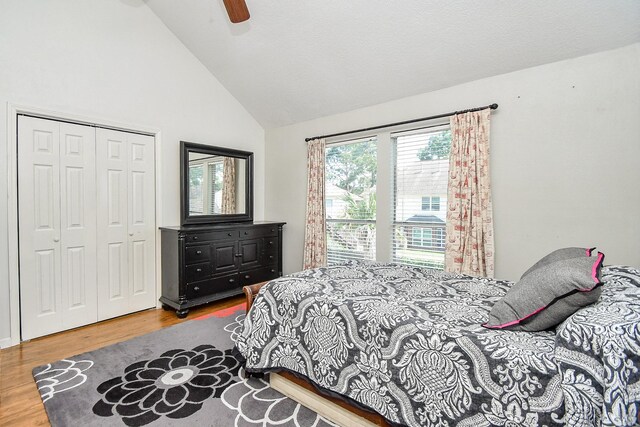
[244,231,248,235]
[194,286,200,292]
[196,250,202,255]
[228,233,232,237]
[271,228,275,232]
[196,268,202,272]
[229,278,235,283]
[271,269,276,273]
[235,253,242,257]
[269,255,274,260]
[268,241,273,245]
[245,275,250,279]
[193,236,199,240]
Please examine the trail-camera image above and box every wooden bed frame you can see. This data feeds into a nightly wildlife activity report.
[243,283,391,427]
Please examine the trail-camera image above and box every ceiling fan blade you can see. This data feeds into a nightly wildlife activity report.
[223,0,250,23]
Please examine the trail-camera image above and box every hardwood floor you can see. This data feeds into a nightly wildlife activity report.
[0,295,245,427]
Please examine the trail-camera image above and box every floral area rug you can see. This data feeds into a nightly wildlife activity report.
[32,304,336,427]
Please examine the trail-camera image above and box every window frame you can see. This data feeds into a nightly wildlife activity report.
[324,137,378,265]
[391,124,450,269]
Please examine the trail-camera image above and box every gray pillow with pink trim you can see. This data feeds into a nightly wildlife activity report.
[483,251,605,331]
[520,246,595,279]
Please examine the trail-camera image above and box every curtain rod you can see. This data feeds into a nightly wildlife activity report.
[304,103,498,142]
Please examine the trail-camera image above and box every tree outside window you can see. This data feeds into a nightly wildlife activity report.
[417,130,451,160]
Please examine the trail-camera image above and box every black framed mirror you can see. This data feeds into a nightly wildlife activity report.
[180,141,253,225]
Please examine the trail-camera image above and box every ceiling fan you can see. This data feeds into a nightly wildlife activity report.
[222,0,250,23]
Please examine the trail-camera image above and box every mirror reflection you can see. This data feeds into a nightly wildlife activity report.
[187,153,247,216]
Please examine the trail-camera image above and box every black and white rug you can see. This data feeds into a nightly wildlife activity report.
[32,304,336,426]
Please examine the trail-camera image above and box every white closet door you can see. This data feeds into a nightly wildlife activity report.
[18,117,97,340]
[127,133,157,312]
[59,123,98,330]
[97,128,156,320]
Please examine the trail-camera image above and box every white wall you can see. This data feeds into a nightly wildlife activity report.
[265,43,640,281]
[0,0,265,344]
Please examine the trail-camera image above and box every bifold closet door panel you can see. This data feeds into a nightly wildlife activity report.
[96,128,156,320]
[18,117,97,340]
[59,122,98,330]
[127,132,157,313]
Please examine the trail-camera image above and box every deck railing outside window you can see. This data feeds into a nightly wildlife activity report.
[326,219,376,265]
[392,222,445,269]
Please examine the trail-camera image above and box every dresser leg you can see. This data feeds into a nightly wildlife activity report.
[176,308,189,319]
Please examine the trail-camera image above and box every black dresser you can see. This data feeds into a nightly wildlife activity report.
[159,221,285,318]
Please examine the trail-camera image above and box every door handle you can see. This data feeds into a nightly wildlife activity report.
[194,286,200,292]
[196,250,202,255]
[235,253,242,257]
[229,278,235,283]
[196,268,202,273]
[53,237,60,242]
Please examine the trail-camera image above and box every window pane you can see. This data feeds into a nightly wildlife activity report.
[208,162,221,214]
[432,196,440,211]
[189,165,204,214]
[325,138,377,265]
[392,128,450,269]
[421,196,430,211]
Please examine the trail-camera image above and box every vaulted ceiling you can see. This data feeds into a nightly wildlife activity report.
[147,0,640,128]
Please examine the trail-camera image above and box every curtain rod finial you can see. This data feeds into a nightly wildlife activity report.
[490,103,498,110]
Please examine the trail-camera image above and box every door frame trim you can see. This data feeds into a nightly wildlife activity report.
[6,103,163,347]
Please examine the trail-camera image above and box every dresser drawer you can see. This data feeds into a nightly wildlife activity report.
[240,226,278,239]
[264,236,278,250]
[263,253,278,265]
[186,273,239,299]
[185,262,211,283]
[186,230,239,243]
[240,267,279,286]
[264,238,279,254]
[185,245,210,265]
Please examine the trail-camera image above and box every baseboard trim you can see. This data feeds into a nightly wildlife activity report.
[0,337,12,349]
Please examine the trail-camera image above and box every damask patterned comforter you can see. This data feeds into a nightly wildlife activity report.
[236,262,640,426]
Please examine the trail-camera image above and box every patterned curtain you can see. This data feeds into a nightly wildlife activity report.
[445,109,495,277]
[303,138,327,270]
[221,157,236,214]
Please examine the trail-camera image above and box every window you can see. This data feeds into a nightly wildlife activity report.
[421,196,440,211]
[208,161,224,214]
[392,127,450,269]
[188,164,204,214]
[321,126,449,269]
[325,138,377,265]
[411,228,432,247]
[188,159,223,215]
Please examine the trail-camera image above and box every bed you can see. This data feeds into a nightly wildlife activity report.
[236,261,640,426]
